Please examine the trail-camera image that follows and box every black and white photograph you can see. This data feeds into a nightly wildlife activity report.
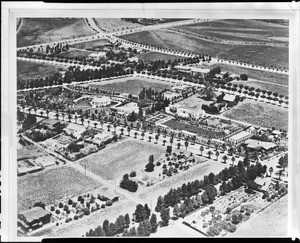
[1,2,300,241]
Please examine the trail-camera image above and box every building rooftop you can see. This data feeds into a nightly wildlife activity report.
[223,94,236,102]
[91,96,111,103]
[40,119,60,126]
[244,139,277,150]
[19,207,51,224]
[229,131,252,141]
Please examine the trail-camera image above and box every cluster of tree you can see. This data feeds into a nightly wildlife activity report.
[119,173,138,192]
[278,153,288,171]
[133,204,151,222]
[86,213,131,236]
[17,72,62,90]
[45,43,69,55]
[240,74,248,81]
[145,154,155,172]
[123,213,158,236]
[22,113,37,130]
[201,103,223,114]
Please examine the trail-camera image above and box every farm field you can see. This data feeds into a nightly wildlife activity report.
[78,138,166,181]
[206,63,289,86]
[17,60,67,82]
[121,28,288,69]
[229,195,288,237]
[222,99,288,131]
[230,79,289,96]
[174,19,289,43]
[17,165,103,213]
[17,18,94,47]
[137,160,228,204]
[138,51,183,62]
[94,18,142,32]
[84,77,173,95]
[69,38,111,50]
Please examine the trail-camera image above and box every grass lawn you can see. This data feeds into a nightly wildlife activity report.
[230,196,288,237]
[18,165,103,213]
[121,27,288,69]
[69,38,111,50]
[17,60,67,82]
[175,19,288,43]
[163,119,225,138]
[94,18,142,32]
[78,138,166,181]
[86,77,173,95]
[17,18,94,47]
[138,51,183,62]
[222,99,288,131]
[205,63,289,86]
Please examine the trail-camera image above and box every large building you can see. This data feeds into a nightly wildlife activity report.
[64,123,86,139]
[115,102,139,116]
[228,131,253,145]
[90,96,112,108]
[244,139,277,152]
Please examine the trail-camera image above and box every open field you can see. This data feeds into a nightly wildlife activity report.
[138,51,183,62]
[175,19,288,43]
[121,28,288,69]
[229,195,288,237]
[78,138,166,181]
[230,80,289,96]
[85,77,173,95]
[177,95,213,110]
[69,38,111,50]
[94,18,142,32]
[17,165,102,212]
[17,60,67,82]
[206,63,289,86]
[17,144,47,160]
[222,99,288,131]
[17,18,94,47]
[137,160,228,204]
[56,49,93,59]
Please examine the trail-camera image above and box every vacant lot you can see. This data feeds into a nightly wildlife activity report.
[222,99,288,131]
[121,27,288,69]
[17,18,94,47]
[79,139,165,181]
[138,160,228,204]
[175,19,288,43]
[230,80,289,96]
[69,38,111,50]
[230,196,288,237]
[18,165,102,212]
[206,63,289,86]
[17,60,67,82]
[85,77,172,95]
[138,51,182,62]
[94,18,142,32]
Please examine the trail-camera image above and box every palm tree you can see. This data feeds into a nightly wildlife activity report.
[155,134,159,144]
[28,107,32,114]
[177,143,181,150]
[113,123,117,133]
[162,139,166,146]
[269,167,274,177]
[207,150,213,159]
[120,128,124,135]
[55,113,59,120]
[74,115,78,124]
[80,117,84,125]
[134,132,138,138]
[148,136,152,142]
[185,141,189,150]
[231,156,236,166]
[100,120,104,129]
[127,126,131,136]
[68,114,72,122]
[107,124,111,132]
[34,107,37,115]
[237,146,242,156]
[170,138,173,147]
[215,151,220,161]
[87,120,90,127]
[200,146,204,156]
[94,122,97,128]
[141,132,145,140]
[40,111,44,117]
[223,155,228,164]
[46,110,50,118]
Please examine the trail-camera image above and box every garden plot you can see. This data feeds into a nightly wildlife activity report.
[18,165,103,213]
[222,99,288,131]
[78,138,166,182]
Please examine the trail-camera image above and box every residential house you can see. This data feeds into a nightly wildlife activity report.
[64,123,86,139]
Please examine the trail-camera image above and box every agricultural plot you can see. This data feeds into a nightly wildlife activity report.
[230,196,288,237]
[206,63,289,87]
[69,38,111,50]
[78,138,166,181]
[17,18,94,47]
[18,165,103,213]
[175,19,288,43]
[85,77,172,95]
[138,51,182,62]
[17,60,67,82]
[222,99,288,131]
[94,18,142,32]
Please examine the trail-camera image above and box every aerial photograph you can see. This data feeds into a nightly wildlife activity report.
[16,17,289,238]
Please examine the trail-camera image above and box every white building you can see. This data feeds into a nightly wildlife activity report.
[163,91,180,101]
[64,123,86,139]
[90,96,112,108]
[177,106,205,119]
[116,102,139,116]
[228,131,252,145]
[88,52,107,60]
